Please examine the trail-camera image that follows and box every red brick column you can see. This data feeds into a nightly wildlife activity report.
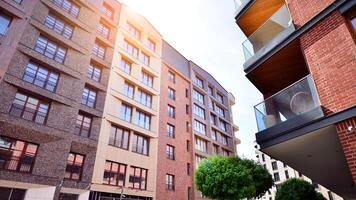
[335,117,356,184]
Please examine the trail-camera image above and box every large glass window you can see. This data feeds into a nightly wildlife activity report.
[193,120,206,135]
[64,152,84,180]
[23,62,59,92]
[147,38,156,51]
[168,87,175,100]
[75,113,92,137]
[125,22,140,39]
[216,93,224,104]
[81,87,97,108]
[129,166,147,190]
[168,71,175,83]
[166,174,175,191]
[52,0,80,18]
[140,52,149,66]
[123,82,134,99]
[193,89,204,104]
[195,155,205,169]
[193,104,205,119]
[10,93,49,124]
[272,161,278,170]
[211,130,217,141]
[123,40,138,58]
[97,22,109,38]
[0,187,26,200]
[87,63,101,82]
[0,136,38,173]
[132,134,148,155]
[109,125,129,150]
[103,160,126,186]
[101,3,114,19]
[166,145,175,160]
[167,123,175,138]
[194,76,204,88]
[135,110,151,130]
[44,13,73,39]
[167,105,175,118]
[141,71,153,88]
[0,14,11,35]
[34,35,67,63]
[220,134,228,146]
[92,42,105,59]
[136,89,152,108]
[273,172,280,181]
[120,104,132,122]
[195,137,207,153]
[119,58,131,74]
[218,119,227,132]
[215,105,225,117]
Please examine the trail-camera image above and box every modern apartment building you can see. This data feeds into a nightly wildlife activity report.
[0,1,239,200]
[254,143,343,200]
[234,0,355,198]
[0,0,120,199]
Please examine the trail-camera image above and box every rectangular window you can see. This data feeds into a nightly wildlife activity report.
[186,104,189,114]
[23,62,59,92]
[167,123,175,138]
[217,93,224,104]
[167,105,175,118]
[123,82,134,99]
[0,13,11,35]
[166,145,175,160]
[10,93,49,124]
[147,38,156,51]
[101,3,114,19]
[136,89,152,108]
[129,166,147,190]
[262,154,265,162]
[168,87,175,100]
[193,89,204,104]
[166,174,175,191]
[103,160,126,186]
[187,163,191,175]
[87,63,101,82]
[92,42,105,59]
[123,40,138,58]
[213,144,219,154]
[272,161,278,170]
[120,104,132,122]
[52,0,80,18]
[44,13,73,39]
[222,149,229,156]
[34,35,67,63]
[208,86,213,96]
[215,105,225,117]
[81,87,97,108]
[132,134,149,155]
[194,76,204,88]
[75,113,92,137]
[0,136,38,173]
[119,58,132,74]
[193,104,205,119]
[109,125,129,149]
[168,71,175,83]
[218,119,227,132]
[140,52,149,66]
[141,71,153,88]
[210,114,216,125]
[185,89,189,98]
[13,0,23,4]
[188,187,191,200]
[135,110,151,130]
[195,136,207,153]
[193,120,206,135]
[220,135,228,146]
[125,22,140,39]
[195,155,205,169]
[97,22,109,38]
[186,140,190,152]
[64,152,84,180]
[273,172,280,181]
[285,170,289,179]
[211,130,217,141]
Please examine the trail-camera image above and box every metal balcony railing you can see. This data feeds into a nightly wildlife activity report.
[242,4,295,64]
[254,75,322,132]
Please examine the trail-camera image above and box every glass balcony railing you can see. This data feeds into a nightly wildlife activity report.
[242,4,295,65]
[234,0,248,10]
[254,75,322,132]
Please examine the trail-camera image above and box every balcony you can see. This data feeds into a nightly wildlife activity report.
[242,4,295,69]
[254,75,324,133]
[233,0,252,18]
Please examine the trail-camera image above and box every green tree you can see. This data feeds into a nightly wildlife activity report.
[194,156,273,200]
[275,178,327,200]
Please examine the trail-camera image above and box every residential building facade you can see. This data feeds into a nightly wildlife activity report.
[254,143,343,200]
[234,0,355,198]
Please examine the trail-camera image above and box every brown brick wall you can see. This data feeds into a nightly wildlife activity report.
[335,118,356,184]
[156,63,194,200]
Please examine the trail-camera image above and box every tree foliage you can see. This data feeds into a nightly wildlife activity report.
[275,178,326,200]
[194,156,273,200]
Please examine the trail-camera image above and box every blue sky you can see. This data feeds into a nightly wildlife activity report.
[119,0,262,159]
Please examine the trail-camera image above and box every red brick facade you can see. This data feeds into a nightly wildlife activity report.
[156,62,194,200]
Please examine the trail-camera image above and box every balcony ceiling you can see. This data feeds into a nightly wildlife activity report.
[262,125,356,199]
[237,0,285,36]
[246,40,309,96]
